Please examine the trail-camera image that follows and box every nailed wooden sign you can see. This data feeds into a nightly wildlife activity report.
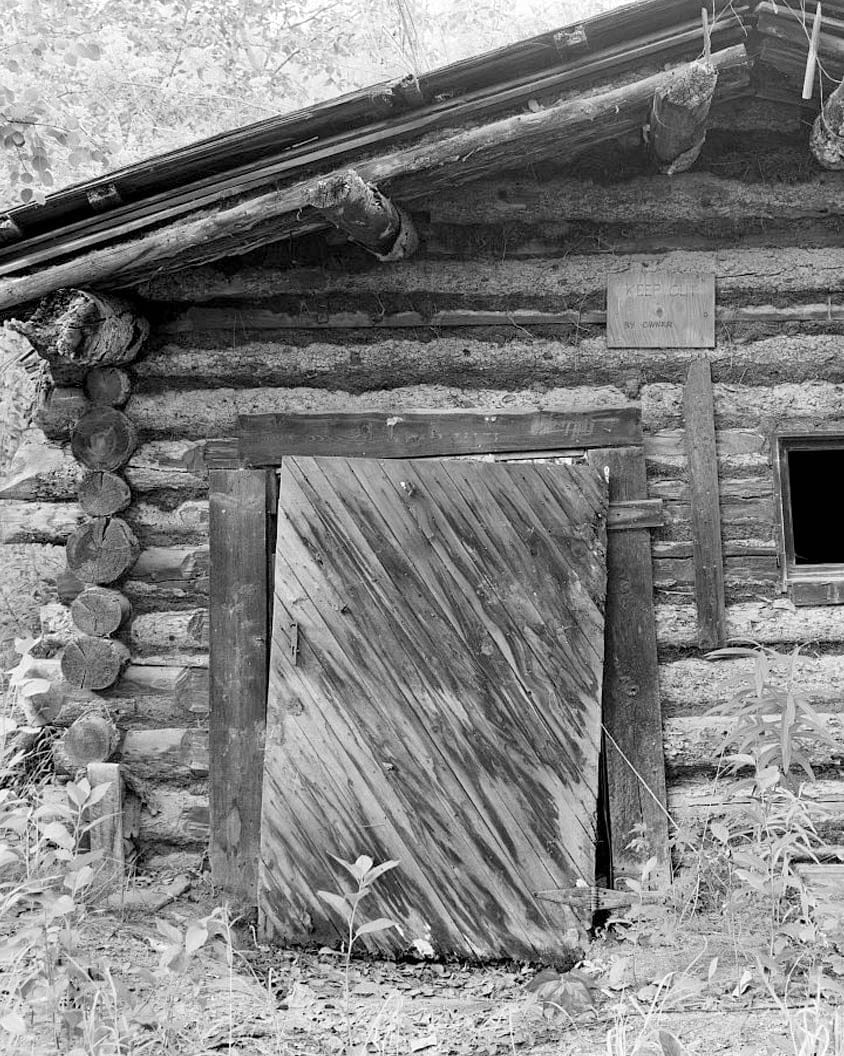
[606,270,715,348]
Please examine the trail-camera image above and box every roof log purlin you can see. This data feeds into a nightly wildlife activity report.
[309,169,418,261]
[0,44,750,311]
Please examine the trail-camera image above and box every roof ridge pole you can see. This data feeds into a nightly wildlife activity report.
[648,58,718,175]
[308,168,418,261]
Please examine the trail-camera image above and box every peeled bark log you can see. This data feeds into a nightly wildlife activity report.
[811,78,844,170]
[66,517,139,584]
[36,387,89,440]
[11,289,148,367]
[61,712,119,765]
[84,367,132,407]
[78,470,131,516]
[71,586,131,636]
[649,61,718,174]
[61,637,130,691]
[309,169,418,260]
[120,728,209,783]
[71,407,137,471]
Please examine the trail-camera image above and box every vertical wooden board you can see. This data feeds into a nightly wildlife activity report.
[86,761,124,889]
[683,358,726,649]
[209,469,269,902]
[587,446,670,884]
[260,456,608,958]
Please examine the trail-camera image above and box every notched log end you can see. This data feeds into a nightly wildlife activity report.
[811,85,844,171]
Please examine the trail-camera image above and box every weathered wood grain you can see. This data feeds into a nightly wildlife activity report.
[587,446,669,884]
[86,762,124,888]
[238,408,640,465]
[656,601,844,649]
[208,469,269,902]
[261,455,607,958]
[683,359,726,648]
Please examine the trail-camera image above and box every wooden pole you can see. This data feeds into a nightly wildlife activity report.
[309,169,418,260]
[649,60,718,174]
[811,76,844,169]
[683,357,727,649]
[803,2,823,100]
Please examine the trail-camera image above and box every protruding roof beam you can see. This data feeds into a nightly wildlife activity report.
[648,60,718,174]
[811,77,844,169]
[309,169,418,261]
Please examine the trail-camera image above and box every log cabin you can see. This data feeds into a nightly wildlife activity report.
[2,0,844,960]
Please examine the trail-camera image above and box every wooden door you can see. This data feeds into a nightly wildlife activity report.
[259,455,608,959]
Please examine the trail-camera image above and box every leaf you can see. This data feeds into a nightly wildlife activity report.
[658,1029,689,1056]
[39,820,74,850]
[328,853,367,883]
[354,917,398,938]
[156,919,183,945]
[362,859,400,884]
[317,890,352,920]
[708,956,719,982]
[184,921,208,955]
[0,1011,27,1035]
[46,894,75,920]
[84,782,113,809]
[19,678,52,698]
[709,822,731,844]
[352,854,374,879]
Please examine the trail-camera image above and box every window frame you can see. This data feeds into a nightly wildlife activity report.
[774,430,844,604]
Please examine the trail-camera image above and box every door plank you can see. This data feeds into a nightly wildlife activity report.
[260,455,608,958]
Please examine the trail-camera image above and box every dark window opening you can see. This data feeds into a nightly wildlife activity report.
[787,447,844,566]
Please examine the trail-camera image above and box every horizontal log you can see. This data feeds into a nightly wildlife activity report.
[159,302,844,337]
[644,428,766,461]
[127,608,209,661]
[648,475,772,502]
[426,173,844,226]
[653,555,778,596]
[137,331,844,393]
[663,715,844,776]
[656,601,844,649]
[0,437,207,501]
[659,654,844,716]
[138,790,209,848]
[667,776,844,841]
[643,382,844,430]
[10,654,208,728]
[142,247,844,309]
[0,499,209,546]
[120,728,209,784]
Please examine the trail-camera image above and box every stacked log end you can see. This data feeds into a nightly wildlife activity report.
[21,289,148,796]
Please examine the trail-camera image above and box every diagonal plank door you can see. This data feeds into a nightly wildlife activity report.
[260,455,608,959]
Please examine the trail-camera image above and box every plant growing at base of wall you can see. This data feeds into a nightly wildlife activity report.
[318,853,400,1040]
[674,644,844,990]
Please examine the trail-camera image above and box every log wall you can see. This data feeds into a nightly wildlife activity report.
[3,152,844,865]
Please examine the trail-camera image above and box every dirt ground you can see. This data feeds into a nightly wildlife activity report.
[4,868,839,1056]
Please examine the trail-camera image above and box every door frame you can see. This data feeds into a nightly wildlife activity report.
[204,407,669,902]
